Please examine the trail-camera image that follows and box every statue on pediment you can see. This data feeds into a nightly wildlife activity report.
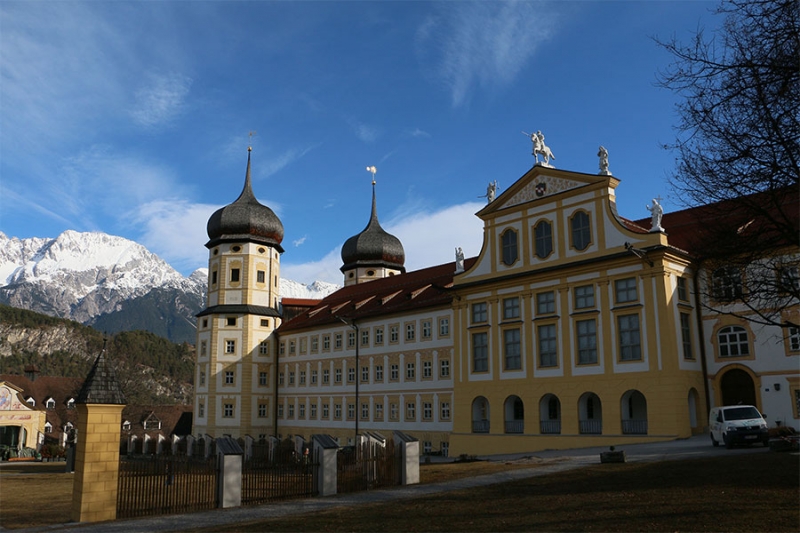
[524,130,555,167]
[598,146,610,175]
[647,197,664,232]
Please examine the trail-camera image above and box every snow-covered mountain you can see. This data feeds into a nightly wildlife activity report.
[0,231,340,344]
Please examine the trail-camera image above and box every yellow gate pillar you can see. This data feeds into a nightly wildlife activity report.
[71,343,127,523]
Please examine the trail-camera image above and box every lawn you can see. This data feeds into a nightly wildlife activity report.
[0,452,797,532]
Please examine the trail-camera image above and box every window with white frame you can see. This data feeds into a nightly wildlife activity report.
[258,403,267,418]
[348,331,356,348]
[570,211,591,251]
[472,302,488,323]
[311,337,319,352]
[615,278,638,303]
[259,340,268,355]
[279,372,284,385]
[224,370,235,385]
[335,333,342,349]
[440,402,451,420]
[323,369,330,384]
[323,403,330,418]
[439,317,450,336]
[677,277,689,302]
[537,291,556,315]
[375,403,383,419]
[223,403,234,418]
[199,371,206,386]
[198,403,205,417]
[423,360,432,378]
[406,402,416,420]
[335,368,342,383]
[501,229,519,265]
[323,335,331,350]
[504,329,521,370]
[225,340,236,354]
[718,326,750,357]
[406,362,415,380]
[46,398,55,409]
[422,320,432,338]
[347,403,354,419]
[534,220,554,259]
[361,329,369,346]
[375,327,384,344]
[361,403,369,420]
[712,267,744,301]
[441,442,449,457]
[406,323,416,341]
[390,403,398,420]
[440,359,450,378]
[390,326,399,343]
[789,327,800,352]
[681,313,693,359]
[423,402,432,420]
[310,403,317,418]
[472,332,489,372]
[423,441,432,454]
[390,364,399,381]
[289,371,295,385]
[311,370,318,384]
[617,314,642,361]
[375,365,384,381]
[334,404,342,419]
[574,285,595,309]
[503,297,520,320]
[538,324,557,367]
[288,404,294,418]
[361,366,369,382]
[299,371,306,385]
[576,319,598,364]
[299,404,305,418]
[347,368,355,383]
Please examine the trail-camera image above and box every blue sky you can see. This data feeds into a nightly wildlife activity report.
[0,0,720,285]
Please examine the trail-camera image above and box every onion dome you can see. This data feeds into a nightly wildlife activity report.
[206,148,284,251]
[340,184,405,273]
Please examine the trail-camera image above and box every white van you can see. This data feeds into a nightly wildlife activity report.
[709,405,769,448]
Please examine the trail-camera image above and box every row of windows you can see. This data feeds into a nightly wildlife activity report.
[210,267,277,287]
[711,264,798,302]
[471,312,664,371]
[197,317,273,332]
[274,399,451,423]
[280,318,450,356]
[279,359,451,386]
[498,210,594,267]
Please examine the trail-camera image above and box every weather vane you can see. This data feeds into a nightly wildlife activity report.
[248,130,257,151]
[366,165,377,185]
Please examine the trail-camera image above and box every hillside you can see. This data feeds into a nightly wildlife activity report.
[0,304,194,405]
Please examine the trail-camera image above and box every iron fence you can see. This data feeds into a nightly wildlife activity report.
[621,419,648,434]
[241,444,318,505]
[337,440,397,494]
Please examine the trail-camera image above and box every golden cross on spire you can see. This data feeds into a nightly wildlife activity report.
[366,166,377,185]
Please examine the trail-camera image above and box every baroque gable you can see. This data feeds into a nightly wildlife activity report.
[500,175,585,210]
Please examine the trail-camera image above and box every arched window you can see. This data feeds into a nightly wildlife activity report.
[570,211,591,251]
[539,394,561,434]
[501,229,518,265]
[718,326,750,357]
[534,220,553,259]
[578,392,602,434]
[504,396,524,433]
[471,397,490,433]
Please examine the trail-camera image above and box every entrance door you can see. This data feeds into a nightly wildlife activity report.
[720,368,757,406]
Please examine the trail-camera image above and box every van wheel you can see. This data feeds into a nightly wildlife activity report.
[710,434,719,447]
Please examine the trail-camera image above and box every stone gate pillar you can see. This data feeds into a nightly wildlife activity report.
[71,343,127,523]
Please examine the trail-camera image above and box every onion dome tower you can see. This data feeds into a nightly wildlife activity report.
[194,147,283,439]
[341,176,405,286]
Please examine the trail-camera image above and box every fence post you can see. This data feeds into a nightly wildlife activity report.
[312,434,339,497]
[243,435,254,460]
[393,431,419,486]
[215,437,243,509]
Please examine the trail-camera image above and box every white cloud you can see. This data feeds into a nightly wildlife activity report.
[293,236,308,247]
[347,117,380,143]
[282,201,486,285]
[130,72,192,128]
[416,1,558,107]
[406,128,432,138]
[133,199,218,275]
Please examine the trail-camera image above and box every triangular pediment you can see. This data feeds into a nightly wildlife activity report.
[478,166,617,217]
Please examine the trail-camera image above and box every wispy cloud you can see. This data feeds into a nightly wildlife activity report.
[347,117,380,143]
[416,1,558,107]
[130,72,192,128]
[293,236,307,247]
[406,128,431,138]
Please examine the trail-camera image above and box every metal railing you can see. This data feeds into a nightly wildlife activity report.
[621,419,648,434]
[504,420,524,434]
[579,419,603,434]
[540,420,561,434]
[472,420,490,433]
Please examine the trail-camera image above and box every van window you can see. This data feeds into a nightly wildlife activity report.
[722,406,761,421]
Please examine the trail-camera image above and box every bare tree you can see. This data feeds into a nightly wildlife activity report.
[657,0,800,327]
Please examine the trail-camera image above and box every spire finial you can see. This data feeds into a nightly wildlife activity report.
[248,130,257,151]
[366,165,377,185]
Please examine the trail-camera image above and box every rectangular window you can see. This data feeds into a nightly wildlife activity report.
[503,297,520,320]
[472,332,489,372]
[225,340,236,354]
[406,363,415,380]
[361,403,369,420]
[259,340,268,355]
[198,403,205,418]
[289,371,295,385]
[538,324,557,367]
[311,337,319,352]
[375,327,384,344]
[440,402,451,420]
[361,366,369,382]
[375,365,383,382]
[537,291,555,315]
[348,331,356,348]
[288,404,294,418]
[712,267,744,301]
[422,320,432,338]
[615,278,638,303]
[223,403,234,418]
[375,403,383,420]
[681,313,693,359]
[335,404,342,419]
[211,271,217,285]
[277,404,284,418]
[299,338,307,354]
[390,403,398,420]
[258,404,267,418]
[423,441,432,454]
[230,268,240,283]
[335,368,342,383]
[618,314,642,361]
[322,404,329,419]
[472,302,488,323]
[299,404,305,418]
[576,319,598,364]
[259,371,268,386]
[224,370,235,385]
[390,326,399,343]
[347,404,355,420]
[406,402,416,420]
[439,317,450,336]
[390,364,399,381]
[226,316,237,326]
[335,333,342,349]
[423,360,432,378]
[504,329,521,370]
[323,369,330,384]
[311,370,318,384]
[423,402,433,420]
[574,285,595,309]
[440,359,450,378]
[279,342,285,355]
[278,372,284,385]
[323,335,330,350]
[260,319,268,327]
[361,330,369,346]
[257,270,265,283]
[677,277,689,301]
[348,367,355,383]
[790,327,800,352]
[200,340,207,357]
[406,323,416,341]
[299,371,306,385]
[310,404,317,419]
[289,341,296,355]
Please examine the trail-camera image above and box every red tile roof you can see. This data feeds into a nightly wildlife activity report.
[278,258,475,332]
